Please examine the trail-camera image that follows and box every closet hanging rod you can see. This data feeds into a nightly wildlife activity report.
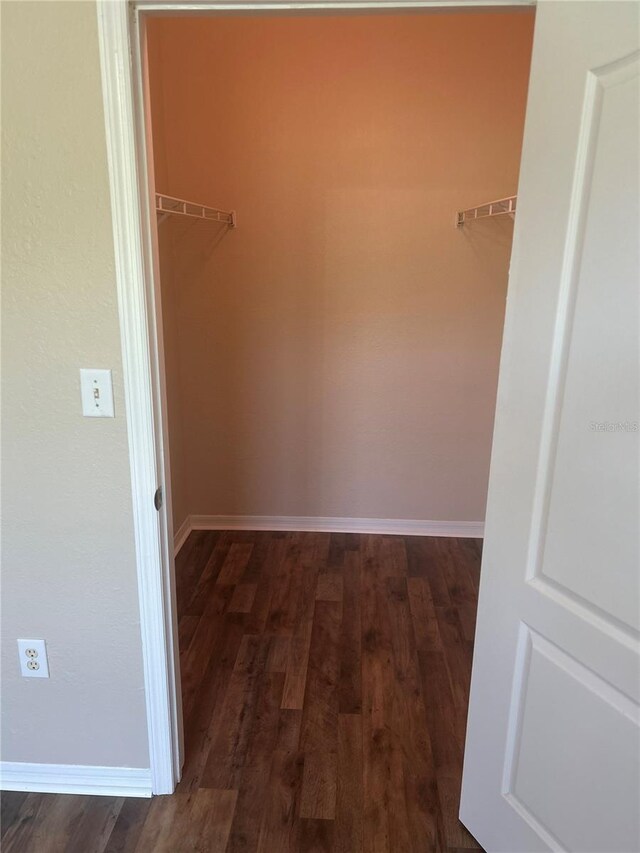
[456,195,516,227]
[155,192,236,228]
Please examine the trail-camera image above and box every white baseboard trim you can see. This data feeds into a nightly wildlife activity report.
[173,515,192,556]
[0,762,153,798]
[176,514,483,551]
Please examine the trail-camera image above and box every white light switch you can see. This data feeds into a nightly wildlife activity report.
[80,368,115,417]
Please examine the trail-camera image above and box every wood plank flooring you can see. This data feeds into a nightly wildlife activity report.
[1,531,483,852]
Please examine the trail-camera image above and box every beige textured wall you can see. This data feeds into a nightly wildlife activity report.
[1,1,149,767]
[149,10,534,526]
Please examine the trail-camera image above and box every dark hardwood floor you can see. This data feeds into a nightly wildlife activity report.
[1,531,483,852]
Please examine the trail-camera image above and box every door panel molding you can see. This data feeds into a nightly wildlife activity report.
[525,50,640,643]
[504,626,639,853]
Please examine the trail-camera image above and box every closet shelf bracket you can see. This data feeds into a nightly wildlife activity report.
[456,195,516,227]
[155,193,236,228]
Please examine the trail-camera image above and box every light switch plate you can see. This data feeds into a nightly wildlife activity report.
[80,368,114,417]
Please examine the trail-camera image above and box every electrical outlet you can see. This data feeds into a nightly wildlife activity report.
[17,639,49,678]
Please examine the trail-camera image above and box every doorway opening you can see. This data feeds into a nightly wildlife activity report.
[138,5,534,847]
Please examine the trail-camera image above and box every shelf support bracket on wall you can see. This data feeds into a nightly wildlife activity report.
[155,193,236,228]
[456,195,517,227]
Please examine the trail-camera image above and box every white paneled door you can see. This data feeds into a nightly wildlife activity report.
[460,2,639,851]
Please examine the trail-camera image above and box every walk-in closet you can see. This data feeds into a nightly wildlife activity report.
[145,7,534,849]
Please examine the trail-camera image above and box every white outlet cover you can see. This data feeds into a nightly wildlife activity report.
[80,368,115,418]
[17,638,50,678]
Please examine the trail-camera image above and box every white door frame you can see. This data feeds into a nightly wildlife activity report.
[96,0,535,796]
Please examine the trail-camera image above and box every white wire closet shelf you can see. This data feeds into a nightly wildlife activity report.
[456,195,516,227]
[156,193,236,228]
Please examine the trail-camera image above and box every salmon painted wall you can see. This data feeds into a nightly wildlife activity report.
[148,10,535,528]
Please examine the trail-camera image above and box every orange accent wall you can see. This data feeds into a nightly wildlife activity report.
[148,10,535,526]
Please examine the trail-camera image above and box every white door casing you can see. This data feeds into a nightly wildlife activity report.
[460,2,640,852]
[97,1,183,795]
